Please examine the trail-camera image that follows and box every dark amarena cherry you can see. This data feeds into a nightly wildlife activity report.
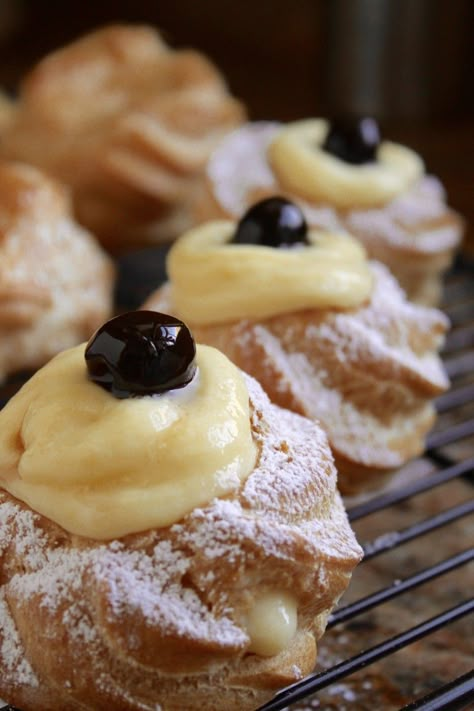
[232,197,309,248]
[85,311,196,398]
[322,117,380,165]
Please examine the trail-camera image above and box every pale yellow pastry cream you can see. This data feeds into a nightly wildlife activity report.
[0,343,257,539]
[269,119,424,209]
[167,220,373,324]
[245,591,298,656]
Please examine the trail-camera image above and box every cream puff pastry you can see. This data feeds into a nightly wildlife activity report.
[0,91,14,133]
[0,311,362,710]
[195,119,463,305]
[0,24,245,251]
[145,198,450,494]
[0,160,114,383]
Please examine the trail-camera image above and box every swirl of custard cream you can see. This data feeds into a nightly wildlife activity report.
[0,343,256,539]
[268,119,424,209]
[167,220,373,325]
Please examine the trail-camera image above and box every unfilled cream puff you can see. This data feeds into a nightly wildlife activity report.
[0,160,114,382]
[0,24,245,251]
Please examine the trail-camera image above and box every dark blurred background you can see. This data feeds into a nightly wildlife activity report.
[0,0,472,245]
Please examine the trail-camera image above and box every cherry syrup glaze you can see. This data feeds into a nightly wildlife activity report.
[322,117,381,165]
[85,311,196,399]
[232,197,310,248]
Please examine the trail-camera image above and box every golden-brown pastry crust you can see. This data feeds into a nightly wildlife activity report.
[0,373,362,710]
[146,262,449,494]
[0,160,114,382]
[196,123,463,305]
[0,25,245,252]
[343,177,463,305]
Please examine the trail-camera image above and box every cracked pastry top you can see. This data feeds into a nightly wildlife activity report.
[0,24,245,251]
[0,311,362,711]
[0,160,114,383]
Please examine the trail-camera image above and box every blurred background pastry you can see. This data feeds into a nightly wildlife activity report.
[0,24,245,252]
[0,160,114,382]
[0,91,13,132]
[0,1,471,264]
[145,198,450,494]
[0,312,361,710]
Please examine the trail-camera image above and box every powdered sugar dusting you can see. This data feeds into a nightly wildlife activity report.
[230,262,448,469]
[0,373,362,707]
[346,176,461,254]
[243,384,334,521]
[93,540,246,647]
[0,500,47,570]
[0,589,38,687]
[302,263,448,388]
[207,122,280,215]
[9,546,89,612]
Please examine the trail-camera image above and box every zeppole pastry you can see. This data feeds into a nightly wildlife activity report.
[0,160,114,383]
[196,118,463,305]
[0,91,14,133]
[0,311,362,710]
[146,198,450,494]
[0,24,245,251]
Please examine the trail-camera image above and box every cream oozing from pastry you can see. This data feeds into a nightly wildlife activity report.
[0,343,257,539]
[268,119,424,209]
[245,591,298,656]
[167,221,373,324]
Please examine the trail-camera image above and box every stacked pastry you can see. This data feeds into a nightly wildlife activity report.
[0,312,362,710]
[0,25,245,251]
[195,119,463,305]
[145,198,450,494]
[0,160,114,383]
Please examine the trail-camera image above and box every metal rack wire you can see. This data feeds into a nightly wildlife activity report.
[0,257,473,711]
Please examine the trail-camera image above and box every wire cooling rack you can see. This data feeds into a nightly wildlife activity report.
[0,254,473,711]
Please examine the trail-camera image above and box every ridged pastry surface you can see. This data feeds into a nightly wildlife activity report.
[0,373,361,711]
[0,160,114,382]
[343,176,462,304]
[0,25,245,250]
[147,262,449,493]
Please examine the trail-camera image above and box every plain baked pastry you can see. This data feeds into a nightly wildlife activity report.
[0,311,362,710]
[0,24,245,251]
[145,199,450,494]
[0,160,114,383]
[195,119,463,305]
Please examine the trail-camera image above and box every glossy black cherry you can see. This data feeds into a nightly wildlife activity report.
[322,117,380,165]
[85,311,196,399]
[232,197,309,248]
